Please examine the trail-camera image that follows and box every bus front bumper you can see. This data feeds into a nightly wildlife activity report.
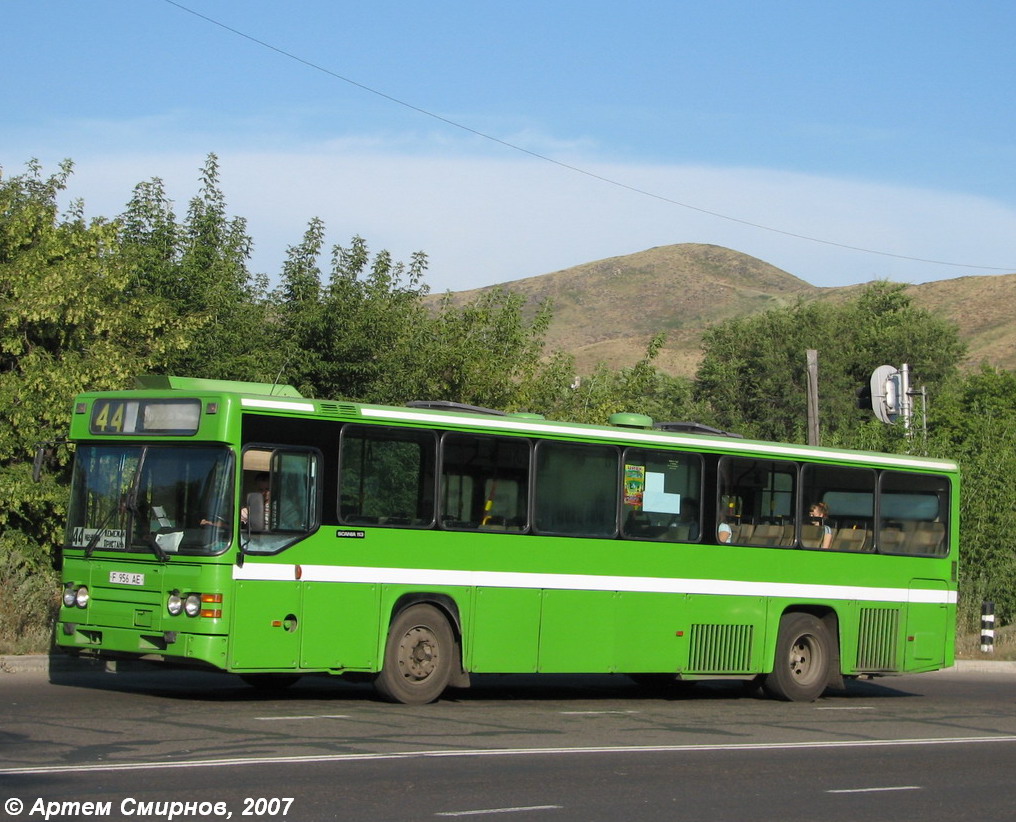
[55,621,228,668]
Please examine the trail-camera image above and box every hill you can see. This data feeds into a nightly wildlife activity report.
[436,243,1016,377]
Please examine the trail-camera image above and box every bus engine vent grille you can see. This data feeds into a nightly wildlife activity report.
[318,403,359,417]
[856,607,900,671]
[689,623,754,672]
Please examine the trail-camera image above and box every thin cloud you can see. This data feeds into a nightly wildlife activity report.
[20,141,1016,293]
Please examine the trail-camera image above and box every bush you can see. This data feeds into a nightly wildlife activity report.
[0,534,59,654]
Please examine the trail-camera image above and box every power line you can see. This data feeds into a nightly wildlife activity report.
[162,0,1015,273]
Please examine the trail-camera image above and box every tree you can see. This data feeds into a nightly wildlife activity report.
[419,287,559,411]
[928,366,1016,628]
[0,159,195,651]
[695,282,966,446]
[273,230,432,402]
[118,154,273,381]
[537,333,705,425]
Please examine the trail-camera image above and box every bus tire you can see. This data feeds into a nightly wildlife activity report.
[762,612,832,702]
[375,604,454,705]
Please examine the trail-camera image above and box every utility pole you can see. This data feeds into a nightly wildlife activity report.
[806,349,820,446]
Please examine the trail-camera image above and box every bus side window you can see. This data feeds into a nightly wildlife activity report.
[338,425,437,528]
[717,457,795,547]
[621,448,702,542]
[800,464,875,551]
[535,441,618,537]
[878,471,949,556]
[439,433,530,532]
[241,447,321,554]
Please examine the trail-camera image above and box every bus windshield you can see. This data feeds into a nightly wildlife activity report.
[66,444,235,557]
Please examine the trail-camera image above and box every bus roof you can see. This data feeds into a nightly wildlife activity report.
[114,376,958,474]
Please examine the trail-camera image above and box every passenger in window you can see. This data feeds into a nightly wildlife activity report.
[717,520,732,543]
[809,502,833,548]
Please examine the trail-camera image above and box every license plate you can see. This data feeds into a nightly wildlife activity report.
[109,571,145,586]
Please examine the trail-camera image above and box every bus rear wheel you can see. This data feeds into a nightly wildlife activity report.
[375,604,454,705]
[762,613,832,702]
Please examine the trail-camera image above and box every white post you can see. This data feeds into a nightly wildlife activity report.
[900,363,912,437]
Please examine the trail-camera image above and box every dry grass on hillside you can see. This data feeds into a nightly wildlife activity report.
[434,244,1016,378]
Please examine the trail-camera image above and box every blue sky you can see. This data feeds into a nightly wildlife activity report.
[5,0,1016,292]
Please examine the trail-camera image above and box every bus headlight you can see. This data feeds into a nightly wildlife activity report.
[167,591,183,616]
[63,584,77,608]
[74,586,90,608]
[184,593,202,618]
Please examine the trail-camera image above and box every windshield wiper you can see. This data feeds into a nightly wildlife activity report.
[83,502,122,559]
[123,490,169,563]
[123,449,169,563]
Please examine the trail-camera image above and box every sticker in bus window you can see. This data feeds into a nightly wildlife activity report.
[624,464,645,506]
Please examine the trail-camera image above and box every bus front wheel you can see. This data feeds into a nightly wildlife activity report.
[375,604,454,705]
[762,613,832,702]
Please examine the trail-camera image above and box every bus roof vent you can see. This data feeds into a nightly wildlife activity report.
[407,400,507,416]
[319,402,359,417]
[609,412,654,429]
[508,411,545,420]
[654,421,743,438]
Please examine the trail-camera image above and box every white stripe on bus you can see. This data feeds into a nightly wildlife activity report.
[232,563,955,605]
[241,398,317,412]
[357,408,958,471]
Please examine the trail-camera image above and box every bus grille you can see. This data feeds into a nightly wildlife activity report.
[856,607,900,670]
[689,624,754,672]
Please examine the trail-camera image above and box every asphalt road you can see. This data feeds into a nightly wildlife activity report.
[2,664,1016,821]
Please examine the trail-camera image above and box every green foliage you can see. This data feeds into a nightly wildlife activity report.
[272,232,569,411]
[928,367,1016,628]
[119,154,272,380]
[0,532,59,654]
[421,288,559,411]
[272,229,433,402]
[0,160,195,552]
[695,282,966,445]
[540,333,704,425]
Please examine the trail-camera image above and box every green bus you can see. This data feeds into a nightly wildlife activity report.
[53,376,959,703]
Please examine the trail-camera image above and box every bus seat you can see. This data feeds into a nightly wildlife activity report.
[732,523,754,544]
[831,526,869,552]
[752,523,784,546]
[879,526,907,553]
[800,523,825,548]
[907,521,945,554]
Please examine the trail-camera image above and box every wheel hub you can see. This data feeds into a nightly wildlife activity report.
[400,626,438,680]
